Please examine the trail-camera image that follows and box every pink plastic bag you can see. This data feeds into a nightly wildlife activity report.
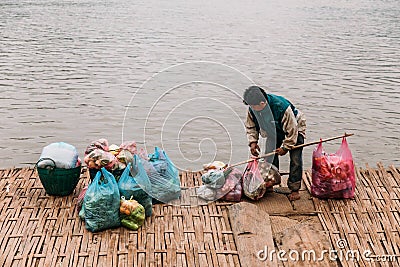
[243,160,267,200]
[311,137,356,199]
[120,141,137,155]
[220,167,243,202]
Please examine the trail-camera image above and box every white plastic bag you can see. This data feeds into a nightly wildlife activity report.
[38,142,79,169]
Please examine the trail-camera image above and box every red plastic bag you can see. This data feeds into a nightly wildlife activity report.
[311,137,355,199]
[243,160,267,200]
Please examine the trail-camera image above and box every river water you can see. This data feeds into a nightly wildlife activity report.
[1,0,399,170]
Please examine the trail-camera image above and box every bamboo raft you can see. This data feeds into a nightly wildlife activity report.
[0,164,399,266]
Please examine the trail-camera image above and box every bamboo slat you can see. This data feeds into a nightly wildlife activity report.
[2,163,400,266]
[305,163,400,266]
[0,167,239,267]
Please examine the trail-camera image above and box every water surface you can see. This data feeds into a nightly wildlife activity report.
[1,0,399,170]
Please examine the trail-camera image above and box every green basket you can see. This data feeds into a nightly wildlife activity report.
[36,158,82,196]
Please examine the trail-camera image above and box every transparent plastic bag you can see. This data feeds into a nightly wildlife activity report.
[196,185,216,201]
[118,156,153,217]
[120,198,145,230]
[80,168,121,232]
[38,142,79,169]
[243,159,267,200]
[258,161,281,187]
[311,137,355,199]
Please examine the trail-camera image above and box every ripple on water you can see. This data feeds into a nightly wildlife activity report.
[0,0,399,168]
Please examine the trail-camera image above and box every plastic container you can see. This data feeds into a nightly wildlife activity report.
[36,158,81,196]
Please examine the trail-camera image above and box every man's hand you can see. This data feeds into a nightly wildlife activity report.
[250,142,260,156]
[275,147,288,156]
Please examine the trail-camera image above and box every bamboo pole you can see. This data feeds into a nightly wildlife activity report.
[228,133,354,168]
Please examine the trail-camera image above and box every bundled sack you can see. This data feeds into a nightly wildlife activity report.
[197,170,226,201]
[84,138,109,155]
[79,168,121,232]
[117,150,134,165]
[109,144,121,156]
[220,167,243,202]
[142,147,181,203]
[311,137,355,199]
[84,149,117,170]
[223,182,242,202]
[120,197,145,230]
[202,170,226,189]
[197,168,242,202]
[37,142,79,169]
[118,156,153,217]
[120,141,137,155]
[243,159,281,200]
[113,150,134,181]
[86,150,127,182]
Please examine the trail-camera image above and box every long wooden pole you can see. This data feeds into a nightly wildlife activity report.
[228,133,354,168]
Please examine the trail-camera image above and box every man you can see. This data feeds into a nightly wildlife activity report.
[243,86,306,201]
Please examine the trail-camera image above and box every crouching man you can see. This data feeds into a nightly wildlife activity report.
[243,86,306,201]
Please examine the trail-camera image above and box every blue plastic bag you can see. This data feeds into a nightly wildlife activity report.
[144,147,181,203]
[80,168,120,232]
[118,156,153,217]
